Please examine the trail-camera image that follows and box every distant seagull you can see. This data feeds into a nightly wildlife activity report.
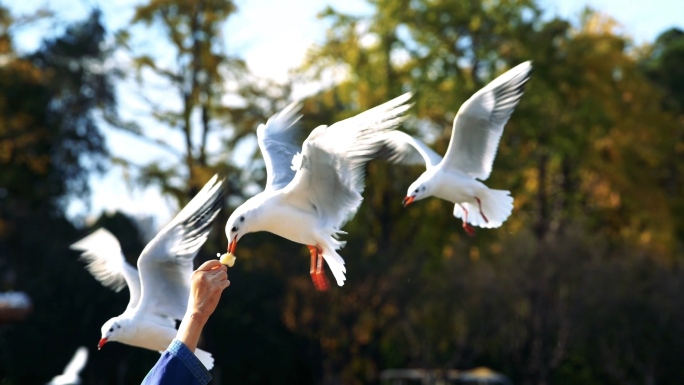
[71,175,224,370]
[224,93,412,291]
[384,61,532,235]
[45,346,88,385]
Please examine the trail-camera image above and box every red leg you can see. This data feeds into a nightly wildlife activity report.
[308,245,329,291]
[315,249,329,291]
[316,250,324,273]
[308,246,317,274]
[474,197,489,223]
[460,204,476,237]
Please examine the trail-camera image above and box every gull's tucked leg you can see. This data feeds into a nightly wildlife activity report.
[460,204,476,237]
[308,245,329,291]
[475,197,489,223]
[315,247,329,291]
[308,245,318,284]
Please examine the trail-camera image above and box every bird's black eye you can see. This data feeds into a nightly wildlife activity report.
[231,226,237,232]
[239,216,244,222]
[109,328,113,332]
[414,189,419,193]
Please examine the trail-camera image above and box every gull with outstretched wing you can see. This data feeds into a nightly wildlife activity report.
[71,175,224,369]
[224,93,413,291]
[384,61,532,235]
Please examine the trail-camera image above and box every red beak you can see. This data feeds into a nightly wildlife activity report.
[98,337,108,350]
[402,196,415,207]
[228,236,237,254]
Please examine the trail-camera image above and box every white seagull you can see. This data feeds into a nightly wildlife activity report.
[70,175,224,370]
[45,346,88,385]
[224,93,413,291]
[385,61,532,235]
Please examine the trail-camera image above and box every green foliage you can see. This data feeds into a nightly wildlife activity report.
[641,28,684,113]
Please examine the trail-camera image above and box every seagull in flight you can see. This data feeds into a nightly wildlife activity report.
[70,175,224,369]
[224,93,413,291]
[384,61,532,235]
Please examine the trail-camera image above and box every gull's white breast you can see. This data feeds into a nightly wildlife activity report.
[432,169,488,204]
[124,316,177,352]
[256,195,321,246]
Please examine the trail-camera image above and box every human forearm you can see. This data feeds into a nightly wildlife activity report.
[176,260,229,353]
[176,312,209,352]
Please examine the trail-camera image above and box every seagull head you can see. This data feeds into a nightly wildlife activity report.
[98,317,126,350]
[225,203,259,255]
[403,177,431,207]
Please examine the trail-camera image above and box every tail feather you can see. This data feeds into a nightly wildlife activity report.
[319,242,347,287]
[453,189,513,228]
[323,256,347,287]
[195,348,214,370]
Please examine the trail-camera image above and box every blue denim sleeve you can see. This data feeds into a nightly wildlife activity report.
[141,339,212,385]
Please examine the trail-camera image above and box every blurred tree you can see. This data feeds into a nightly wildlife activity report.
[639,27,684,246]
[0,9,111,214]
[111,0,290,204]
[0,6,114,285]
[641,28,684,114]
[0,8,136,384]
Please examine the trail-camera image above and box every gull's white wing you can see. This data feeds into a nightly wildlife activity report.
[61,346,88,380]
[257,102,303,191]
[46,346,88,385]
[71,228,141,310]
[381,131,443,169]
[441,61,532,180]
[135,175,224,320]
[283,92,413,230]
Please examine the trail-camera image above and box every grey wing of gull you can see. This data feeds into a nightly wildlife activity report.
[380,131,442,169]
[70,228,142,311]
[257,102,303,191]
[135,175,225,320]
[441,61,532,180]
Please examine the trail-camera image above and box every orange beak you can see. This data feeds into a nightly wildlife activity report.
[402,196,415,207]
[228,236,237,254]
[98,337,108,350]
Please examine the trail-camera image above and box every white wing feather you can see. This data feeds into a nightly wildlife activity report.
[135,175,224,320]
[284,92,413,230]
[61,347,88,379]
[441,61,532,180]
[46,346,88,385]
[71,228,141,310]
[257,102,303,191]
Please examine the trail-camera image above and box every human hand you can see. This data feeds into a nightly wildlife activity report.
[186,259,230,324]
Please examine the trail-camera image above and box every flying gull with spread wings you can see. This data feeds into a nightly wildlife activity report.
[224,93,413,291]
[384,61,532,235]
[71,175,224,369]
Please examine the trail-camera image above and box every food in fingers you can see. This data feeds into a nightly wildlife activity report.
[217,252,236,267]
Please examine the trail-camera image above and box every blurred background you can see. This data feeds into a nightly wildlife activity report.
[1,0,683,384]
